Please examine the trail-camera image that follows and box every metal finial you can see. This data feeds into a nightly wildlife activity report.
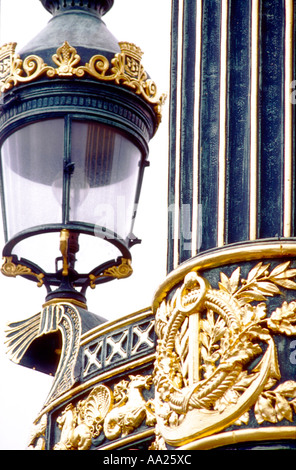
[39,0,114,16]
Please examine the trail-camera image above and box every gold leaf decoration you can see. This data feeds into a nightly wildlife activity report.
[267,301,296,335]
[103,258,133,279]
[0,41,166,126]
[50,41,81,76]
[0,42,17,80]
[255,380,296,424]
[53,375,155,450]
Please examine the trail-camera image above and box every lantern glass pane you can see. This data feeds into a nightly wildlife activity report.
[70,121,142,240]
[1,119,64,239]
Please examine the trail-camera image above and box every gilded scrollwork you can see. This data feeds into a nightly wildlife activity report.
[0,41,166,125]
[1,256,44,286]
[5,303,82,406]
[53,374,155,450]
[0,48,50,92]
[89,258,133,288]
[153,261,296,447]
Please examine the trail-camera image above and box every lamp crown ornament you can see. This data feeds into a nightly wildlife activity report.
[40,0,114,16]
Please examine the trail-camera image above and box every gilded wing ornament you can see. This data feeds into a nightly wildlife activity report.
[54,385,113,450]
[153,262,296,446]
[5,312,42,364]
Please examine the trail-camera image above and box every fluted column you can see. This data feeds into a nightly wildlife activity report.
[152,0,296,451]
[167,0,295,271]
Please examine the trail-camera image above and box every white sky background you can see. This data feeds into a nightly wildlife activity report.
[0,0,170,449]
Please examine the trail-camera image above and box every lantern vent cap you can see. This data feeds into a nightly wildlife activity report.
[40,0,114,17]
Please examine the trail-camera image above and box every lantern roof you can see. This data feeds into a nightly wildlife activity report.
[21,0,118,59]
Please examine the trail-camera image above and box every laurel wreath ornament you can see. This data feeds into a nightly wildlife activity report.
[153,261,296,435]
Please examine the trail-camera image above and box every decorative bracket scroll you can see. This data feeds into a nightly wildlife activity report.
[52,374,155,450]
[89,258,133,288]
[1,256,44,286]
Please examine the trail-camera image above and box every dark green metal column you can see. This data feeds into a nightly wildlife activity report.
[167,0,296,270]
[152,0,296,451]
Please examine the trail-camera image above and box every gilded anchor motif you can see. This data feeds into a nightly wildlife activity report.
[153,261,296,447]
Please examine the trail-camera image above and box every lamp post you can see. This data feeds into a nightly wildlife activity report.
[0,1,167,450]
[0,0,165,308]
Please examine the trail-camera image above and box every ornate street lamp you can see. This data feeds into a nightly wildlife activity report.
[0,0,165,307]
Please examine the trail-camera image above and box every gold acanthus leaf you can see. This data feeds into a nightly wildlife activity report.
[218,261,296,304]
[254,380,296,425]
